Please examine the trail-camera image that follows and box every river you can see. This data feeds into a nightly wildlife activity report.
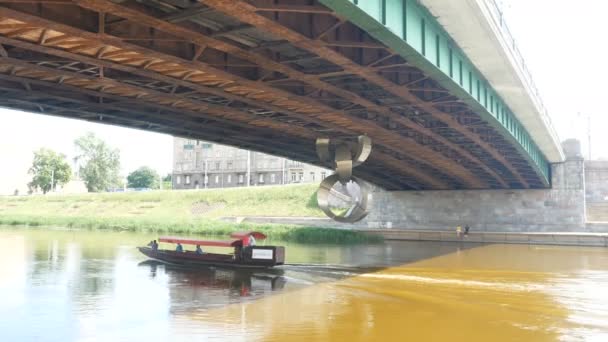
[0,228,607,341]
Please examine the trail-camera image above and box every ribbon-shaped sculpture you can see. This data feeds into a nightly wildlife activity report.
[316,136,372,223]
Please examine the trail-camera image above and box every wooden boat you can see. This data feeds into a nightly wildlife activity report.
[138,231,285,269]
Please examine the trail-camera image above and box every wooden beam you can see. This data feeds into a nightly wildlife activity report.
[98,11,105,34]
[315,19,345,40]
[0,8,453,189]
[0,84,323,171]
[70,0,487,188]
[163,5,213,23]
[0,0,72,4]
[0,63,422,188]
[201,0,531,188]
[0,57,315,141]
[210,24,252,37]
[191,44,206,61]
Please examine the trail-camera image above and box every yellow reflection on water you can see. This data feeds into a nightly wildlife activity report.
[186,244,608,341]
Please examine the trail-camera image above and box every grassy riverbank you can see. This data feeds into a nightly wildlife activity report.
[0,184,381,244]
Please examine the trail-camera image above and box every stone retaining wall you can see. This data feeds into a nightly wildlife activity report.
[360,140,588,232]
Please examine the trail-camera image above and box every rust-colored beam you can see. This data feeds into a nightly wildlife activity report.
[0,89,336,180]
[0,6,464,188]
[0,53,445,189]
[200,0,529,188]
[11,78,407,189]
[72,0,494,187]
[0,56,313,139]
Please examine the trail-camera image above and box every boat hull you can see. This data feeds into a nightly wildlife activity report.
[138,246,284,269]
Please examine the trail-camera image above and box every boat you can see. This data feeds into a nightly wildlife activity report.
[138,231,285,269]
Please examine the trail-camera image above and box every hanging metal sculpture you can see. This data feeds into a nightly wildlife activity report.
[315,136,372,223]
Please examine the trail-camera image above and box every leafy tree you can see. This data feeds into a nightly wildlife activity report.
[127,166,159,189]
[74,132,121,192]
[162,174,172,190]
[28,148,72,194]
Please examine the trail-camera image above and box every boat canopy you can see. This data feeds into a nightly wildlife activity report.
[230,231,267,240]
[159,236,242,247]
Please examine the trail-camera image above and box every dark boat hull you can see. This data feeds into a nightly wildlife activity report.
[138,246,284,269]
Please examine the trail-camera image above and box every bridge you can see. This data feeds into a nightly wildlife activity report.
[0,0,561,191]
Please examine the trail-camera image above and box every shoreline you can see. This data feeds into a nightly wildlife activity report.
[360,229,608,247]
[0,215,383,244]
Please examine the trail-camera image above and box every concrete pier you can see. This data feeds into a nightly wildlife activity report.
[361,140,589,233]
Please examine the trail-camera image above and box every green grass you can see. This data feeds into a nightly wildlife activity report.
[0,184,382,244]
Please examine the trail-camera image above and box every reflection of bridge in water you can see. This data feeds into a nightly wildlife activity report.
[0,0,562,191]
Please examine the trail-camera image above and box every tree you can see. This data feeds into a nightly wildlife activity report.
[74,132,121,192]
[127,166,159,189]
[28,148,72,194]
[162,173,172,190]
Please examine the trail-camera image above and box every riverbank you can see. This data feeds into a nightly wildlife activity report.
[0,185,381,244]
[361,229,608,247]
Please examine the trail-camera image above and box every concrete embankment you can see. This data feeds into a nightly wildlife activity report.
[359,229,608,247]
[222,216,608,247]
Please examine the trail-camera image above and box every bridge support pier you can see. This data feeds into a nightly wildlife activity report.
[362,140,587,232]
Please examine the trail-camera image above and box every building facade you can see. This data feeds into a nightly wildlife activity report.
[172,137,328,189]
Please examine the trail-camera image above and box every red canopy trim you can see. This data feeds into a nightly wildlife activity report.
[230,231,267,240]
[159,236,242,247]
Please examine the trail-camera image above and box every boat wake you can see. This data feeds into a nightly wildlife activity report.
[358,273,545,292]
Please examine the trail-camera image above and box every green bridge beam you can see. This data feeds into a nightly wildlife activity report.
[319,0,551,185]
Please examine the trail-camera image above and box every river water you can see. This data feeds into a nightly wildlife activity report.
[0,228,607,341]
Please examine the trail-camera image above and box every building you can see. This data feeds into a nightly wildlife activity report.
[172,137,328,189]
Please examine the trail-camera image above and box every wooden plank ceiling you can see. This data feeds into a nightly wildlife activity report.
[0,0,547,190]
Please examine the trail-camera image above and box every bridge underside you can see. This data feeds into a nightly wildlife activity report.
[0,0,548,190]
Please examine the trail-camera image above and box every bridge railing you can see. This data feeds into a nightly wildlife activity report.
[482,0,561,146]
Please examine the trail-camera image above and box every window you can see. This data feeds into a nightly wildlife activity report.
[238,174,244,183]
[215,175,219,184]
[291,172,297,182]
[176,175,181,185]
[259,173,264,183]
[298,172,303,181]
[227,161,233,170]
[310,172,315,182]
[227,175,232,183]
[215,161,221,170]
[185,175,191,185]
[183,139,195,150]
[270,174,275,183]
[321,172,326,180]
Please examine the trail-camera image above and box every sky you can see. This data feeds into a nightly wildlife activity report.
[0,109,173,194]
[502,0,608,159]
[0,0,607,194]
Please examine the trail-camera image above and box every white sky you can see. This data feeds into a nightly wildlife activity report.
[0,0,607,194]
[0,109,173,194]
[503,0,608,159]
